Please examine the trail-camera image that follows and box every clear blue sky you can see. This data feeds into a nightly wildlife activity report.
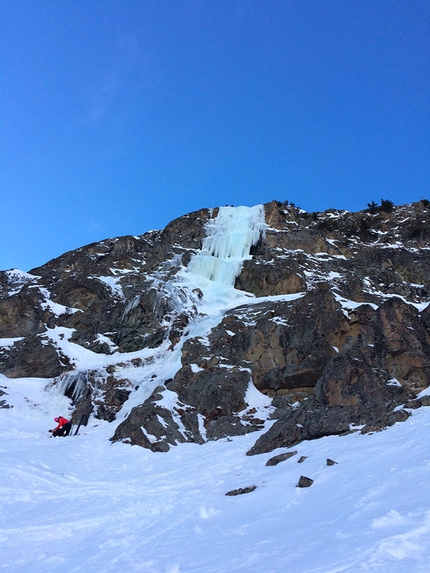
[1,1,429,272]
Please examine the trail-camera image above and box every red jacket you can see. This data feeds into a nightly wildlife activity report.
[53,416,69,432]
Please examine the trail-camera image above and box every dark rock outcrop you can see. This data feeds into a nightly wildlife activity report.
[1,335,67,378]
[225,485,257,496]
[247,296,428,456]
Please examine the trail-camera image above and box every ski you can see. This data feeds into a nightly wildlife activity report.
[74,412,87,436]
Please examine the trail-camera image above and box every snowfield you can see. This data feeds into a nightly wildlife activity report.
[1,376,430,573]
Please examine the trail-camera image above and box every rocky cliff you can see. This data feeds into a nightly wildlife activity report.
[1,200,429,454]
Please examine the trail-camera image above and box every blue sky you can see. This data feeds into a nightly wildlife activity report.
[1,1,429,272]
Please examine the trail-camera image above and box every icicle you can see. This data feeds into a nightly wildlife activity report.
[56,371,88,402]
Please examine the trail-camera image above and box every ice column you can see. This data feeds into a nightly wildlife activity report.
[187,205,266,287]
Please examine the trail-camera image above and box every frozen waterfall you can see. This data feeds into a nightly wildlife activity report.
[187,205,266,287]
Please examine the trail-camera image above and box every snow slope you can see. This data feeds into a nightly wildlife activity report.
[1,376,430,573]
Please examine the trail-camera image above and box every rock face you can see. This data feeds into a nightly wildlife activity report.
[1,199,430,454]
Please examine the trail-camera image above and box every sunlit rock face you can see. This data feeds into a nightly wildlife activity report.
[1,199,430,452]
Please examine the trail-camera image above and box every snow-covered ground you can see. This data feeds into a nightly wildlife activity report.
[1,376,430,573]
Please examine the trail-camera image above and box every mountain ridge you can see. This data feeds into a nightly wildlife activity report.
[1,199,429,454]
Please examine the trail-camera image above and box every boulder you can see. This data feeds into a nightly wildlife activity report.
[297,476,314,488]
[225,485,257,496]
[266,451,297,466]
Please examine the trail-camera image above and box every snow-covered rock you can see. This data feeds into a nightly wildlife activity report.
[0,200,430,453]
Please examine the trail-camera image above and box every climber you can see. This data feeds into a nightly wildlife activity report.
[49,416,71,437]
